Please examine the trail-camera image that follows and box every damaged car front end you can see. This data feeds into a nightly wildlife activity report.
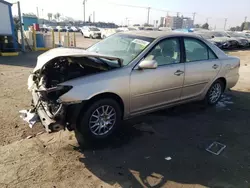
[26,48,122,132]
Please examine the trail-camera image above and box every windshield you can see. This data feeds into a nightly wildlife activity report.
[87,33,154,65]
[89,27,100,31]
[210,31,228,37]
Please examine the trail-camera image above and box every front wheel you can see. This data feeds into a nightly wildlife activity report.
[205,80,224,105]
[77,98,122,142]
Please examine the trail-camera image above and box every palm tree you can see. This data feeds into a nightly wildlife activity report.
[56,13,61,22]
[54,14,57,21]
[47,13,52,21]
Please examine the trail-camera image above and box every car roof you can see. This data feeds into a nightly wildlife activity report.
[123,30,200,39]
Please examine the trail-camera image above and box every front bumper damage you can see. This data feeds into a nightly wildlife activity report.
[32,90,61,132]
[20,86,83,133]
[22,88,67,133]
[19,48,123,133]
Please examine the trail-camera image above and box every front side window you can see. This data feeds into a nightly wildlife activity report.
[145,38,180,66]
[184,38,208,62]
[87,33,154,65]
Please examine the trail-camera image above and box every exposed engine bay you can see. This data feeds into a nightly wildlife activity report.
[33,56,111,89]
[27,56,118,132]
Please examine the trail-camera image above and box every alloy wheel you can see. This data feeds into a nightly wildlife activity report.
[89,105,116,136]
[209,83,222,104]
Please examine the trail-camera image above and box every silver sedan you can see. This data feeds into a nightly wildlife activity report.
[26,31,240,141]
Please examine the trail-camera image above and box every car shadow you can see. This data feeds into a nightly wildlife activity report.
[74,90,250,187]
[0,51,43,68]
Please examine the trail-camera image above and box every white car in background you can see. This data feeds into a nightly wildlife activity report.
[71,26,79,32]
[80,26,101,38]
[116,27,129,32]
[101,29,117,39]
[159,27,172,31]
[56,26,66,32]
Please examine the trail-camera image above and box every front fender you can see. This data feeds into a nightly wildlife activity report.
[59,67,131,117]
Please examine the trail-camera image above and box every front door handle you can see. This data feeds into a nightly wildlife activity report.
[212,64,219,69]
[174,70,184,76]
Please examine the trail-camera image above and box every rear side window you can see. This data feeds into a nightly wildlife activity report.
[184,38,208,62]
[184,38,217,62]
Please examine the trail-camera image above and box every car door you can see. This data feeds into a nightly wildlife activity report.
[181,37,221,99]
[130,37,185,114]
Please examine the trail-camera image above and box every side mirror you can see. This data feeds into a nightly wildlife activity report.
[138,59,158,70]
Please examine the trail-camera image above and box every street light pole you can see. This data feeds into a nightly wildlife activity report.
[147,7,150,25]
[83,0,87,22]
[224,18,227,30]
[17,1,25,52]
[244,16,247,30]
[192,12,196,24]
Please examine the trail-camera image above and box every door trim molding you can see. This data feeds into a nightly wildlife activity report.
[183,81,208,88]
[133,86,182,98]
[129,95,200,116]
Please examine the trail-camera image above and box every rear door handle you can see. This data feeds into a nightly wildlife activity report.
[212,64,219,69]
[174,70,184,76]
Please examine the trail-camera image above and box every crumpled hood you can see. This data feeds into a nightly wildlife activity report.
[33,47,123,72]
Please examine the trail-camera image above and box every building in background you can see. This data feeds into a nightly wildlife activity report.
[160,17,165,27]
[182,17,194,29]
[165,16,183,29]
[22,14,38,30]
[163,15,193,29]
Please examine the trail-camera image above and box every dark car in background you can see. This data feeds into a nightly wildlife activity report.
[226,32,250,48]
[65,26,73,32]
[208,31,240,49]
[195,31,230,49]
[47,26,58,32]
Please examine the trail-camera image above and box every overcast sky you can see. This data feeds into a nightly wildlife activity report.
[8,0,250,29]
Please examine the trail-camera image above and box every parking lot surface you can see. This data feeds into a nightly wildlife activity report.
[0,41,250,187]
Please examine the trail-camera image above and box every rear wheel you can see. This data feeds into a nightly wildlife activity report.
[76,98,122,143]
[205,79,224,105]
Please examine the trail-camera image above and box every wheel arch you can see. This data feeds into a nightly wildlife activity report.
[216,77,227,91]
[76,92,125,125]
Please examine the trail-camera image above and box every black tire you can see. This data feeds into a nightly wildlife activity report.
[76,98,122,142]
[90,35,94,39]
[204,79,224,105]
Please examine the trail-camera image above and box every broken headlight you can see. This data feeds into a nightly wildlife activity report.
[36,85,73,101]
